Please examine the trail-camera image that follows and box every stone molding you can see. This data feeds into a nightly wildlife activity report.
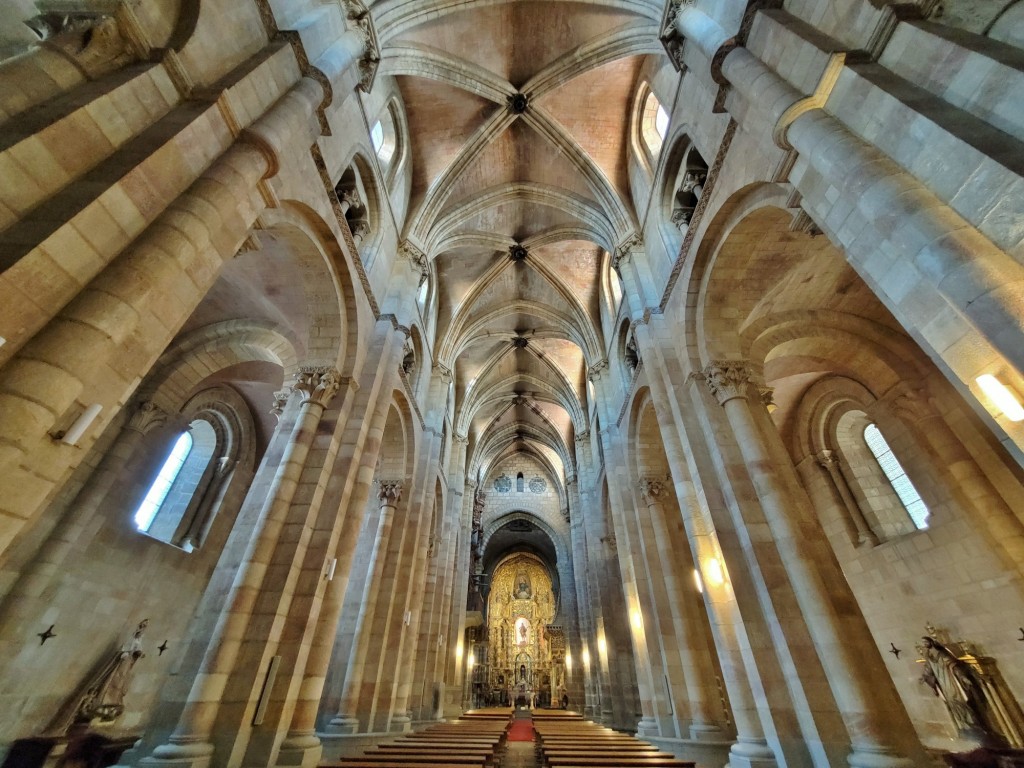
[703,360,753,405]
[587,359,609,382]
[612,233,642,273]
[377,479,404,504]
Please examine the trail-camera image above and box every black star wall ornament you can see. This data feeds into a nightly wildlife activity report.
[888,642,902,659]
[158,640,168,656]
[37,625,56,645]
[1017,627,1024,642]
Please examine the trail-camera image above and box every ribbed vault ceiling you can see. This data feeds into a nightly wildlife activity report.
[386,0,660,476]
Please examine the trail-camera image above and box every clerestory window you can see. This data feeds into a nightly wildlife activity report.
[863,423,929,530]
[135,419,221,550]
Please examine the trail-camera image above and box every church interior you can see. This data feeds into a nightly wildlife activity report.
[1,0,1023,766]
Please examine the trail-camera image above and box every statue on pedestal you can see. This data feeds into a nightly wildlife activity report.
[76,620,149,725]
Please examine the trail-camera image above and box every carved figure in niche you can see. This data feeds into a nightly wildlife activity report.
[515,573,531,599]
[520,664,527,682]
[77,620,149,724]
[919,634,1009,747]
[515,617,530,646]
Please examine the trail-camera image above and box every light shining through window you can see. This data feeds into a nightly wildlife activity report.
[655,104,669,138]
[863,424,929,530]
[371,120,384,153]
[134,432,193,531]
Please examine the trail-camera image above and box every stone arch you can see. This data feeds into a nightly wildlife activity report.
[262,202,362,376]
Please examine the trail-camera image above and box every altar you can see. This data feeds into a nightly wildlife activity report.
[477,552,567,709]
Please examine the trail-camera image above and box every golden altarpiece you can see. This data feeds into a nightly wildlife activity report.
[481,553,565,706]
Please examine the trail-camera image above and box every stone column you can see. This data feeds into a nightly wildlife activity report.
[703,361,916,768]
[277,329,405,766]
[639,478,726,741]
[816,451,879,547]
[141,368,340,768]
[327,480,403,733]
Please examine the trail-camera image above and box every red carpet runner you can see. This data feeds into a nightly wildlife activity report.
[507,718,534,741]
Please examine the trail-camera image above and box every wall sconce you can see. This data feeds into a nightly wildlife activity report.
[456,641,463,662]
[467,653,475,671]
[977,374,1024,422]
[630,608,643,632]
[693,568,704,594]
[404,610,412,626]
[58,403,103,446]
[581,648,590,667]
[565,652,572,672]
[597,634,608,658]
[703,557,725,588]
[324,558,337,581]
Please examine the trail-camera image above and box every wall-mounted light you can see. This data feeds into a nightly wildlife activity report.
[693,568,704,594]
[581,647,590,667]
[630,608,643,632]
[977,374,1024,422]
[59,403,103,446]
[597,634,608,658]
[325,558,337,581]
[565,652,572,672]
[404,610,412,626]
[456,641,463,661]
[703,557,725,588]
[467,653,475,670]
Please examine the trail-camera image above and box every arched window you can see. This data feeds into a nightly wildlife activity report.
[135,419,221,550]
[135,432,192,531]
[641,90,668,157]
[863,423,929,530]
[517,472,525,493]
[370,120,384,153]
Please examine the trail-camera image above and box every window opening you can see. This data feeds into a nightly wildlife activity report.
[641,91,667,156]
[517,472,525,493]
[371,120,384,154]
[863,424,929,529]
[135,432,193,531]
[655,104,669,138]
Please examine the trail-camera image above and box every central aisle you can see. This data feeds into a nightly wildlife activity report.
[504,710,538,767]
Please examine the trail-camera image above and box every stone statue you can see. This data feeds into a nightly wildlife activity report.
[920,635,1005,747]
[76,620,149,724]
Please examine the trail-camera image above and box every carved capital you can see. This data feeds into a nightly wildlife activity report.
[601,534,617,554]
[612,234,642,273]
[294,367,343,408]
[341,0,380,92]
[587,359,609,382]
[399,240,429,283]
[377,479,404,504]
[453,432,469,444]
[270,388,292,420]
[880,381,935,423]
[127,401,169,434]
[815,449,838,471]
[702,360,753,405]
[435,363,453,382]
[639,477,665,503]
[574,431,590,444]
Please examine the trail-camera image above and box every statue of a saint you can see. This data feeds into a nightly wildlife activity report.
[920,635,1004,746]
[515,575,531,599]
[76,620,149,724]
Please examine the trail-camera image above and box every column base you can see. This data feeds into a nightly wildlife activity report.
[323,716,360,735]
[636,717,659,738]
[388,714,412,733]
[727,739,777,768]
[689,722,727,742]
[138,739,215,768]
[275,732,322,768]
